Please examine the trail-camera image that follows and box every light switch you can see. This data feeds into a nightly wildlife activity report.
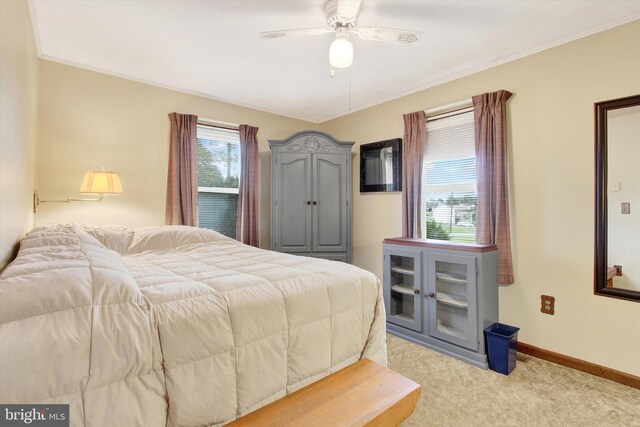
[621,203,630,214]
[612,181,621,192]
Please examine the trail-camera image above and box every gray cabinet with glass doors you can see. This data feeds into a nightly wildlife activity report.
[383,238,498,369]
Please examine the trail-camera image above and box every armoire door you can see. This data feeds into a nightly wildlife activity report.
[273,153,312,252]
[312,153,348,253]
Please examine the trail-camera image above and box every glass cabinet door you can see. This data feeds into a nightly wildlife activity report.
[383,248,422,332]
[427,253,478,350]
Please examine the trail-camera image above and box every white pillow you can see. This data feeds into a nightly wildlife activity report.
[78,224,135,254]
[126,225,233,254]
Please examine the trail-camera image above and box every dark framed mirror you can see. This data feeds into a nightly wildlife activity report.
[360,138,402,192]
[594,94,640,302]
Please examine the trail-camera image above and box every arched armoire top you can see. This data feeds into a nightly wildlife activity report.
[268,131,355,154]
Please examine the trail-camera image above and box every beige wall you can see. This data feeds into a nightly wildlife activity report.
[0,0,39,270]
[36,60,316,248]
[320,20,640,375]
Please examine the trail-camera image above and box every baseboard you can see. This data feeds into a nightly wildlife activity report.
[518,341,640,389]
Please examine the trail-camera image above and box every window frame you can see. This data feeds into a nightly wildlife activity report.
[195,122,241,237]
[421,101,477,243]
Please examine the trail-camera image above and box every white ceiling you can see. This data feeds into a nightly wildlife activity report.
[29,0,640,123]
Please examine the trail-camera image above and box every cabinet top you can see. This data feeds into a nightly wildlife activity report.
[269,131,354,153]
[383,237,498,253]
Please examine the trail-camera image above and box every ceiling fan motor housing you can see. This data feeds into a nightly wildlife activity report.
[324,0,359,30]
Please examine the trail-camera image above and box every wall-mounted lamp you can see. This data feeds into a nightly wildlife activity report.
[34,168,123,212]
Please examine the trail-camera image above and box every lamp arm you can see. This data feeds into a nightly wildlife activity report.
[67,195,105,202]
[34,193,104,212]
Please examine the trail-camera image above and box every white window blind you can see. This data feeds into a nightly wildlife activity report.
[196,124,240,238]
[422,110,477,243]
[197,125,240,146]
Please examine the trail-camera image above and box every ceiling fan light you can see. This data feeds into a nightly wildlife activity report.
[329,35,353,68]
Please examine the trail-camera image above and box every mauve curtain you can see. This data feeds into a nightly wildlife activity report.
[236,124,260,247]
[473,90,514,284]
[166,112,198,226]
[402,111,427,237]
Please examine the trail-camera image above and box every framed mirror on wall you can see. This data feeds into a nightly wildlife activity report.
[594,94,640,302]
[360,138,402,192]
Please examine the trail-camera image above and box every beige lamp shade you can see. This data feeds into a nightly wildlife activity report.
[80,170,123,194]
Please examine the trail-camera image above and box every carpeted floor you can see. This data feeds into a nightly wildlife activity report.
[387,334,640,426]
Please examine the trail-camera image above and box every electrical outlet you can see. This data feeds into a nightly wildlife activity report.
[541,295,555,315]
[621,203,630,214]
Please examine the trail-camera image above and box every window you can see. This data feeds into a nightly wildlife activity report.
[422,109,476,243]
[196,124,240,238]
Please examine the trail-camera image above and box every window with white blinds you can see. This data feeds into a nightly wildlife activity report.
[196,124,240,238]
[422,109,477,243]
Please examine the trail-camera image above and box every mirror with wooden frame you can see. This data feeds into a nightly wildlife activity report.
[594,94,640,302]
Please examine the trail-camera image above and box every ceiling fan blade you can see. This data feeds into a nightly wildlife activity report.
[337,0,362,20]
[259,28,330,40]
[356,27,423,45]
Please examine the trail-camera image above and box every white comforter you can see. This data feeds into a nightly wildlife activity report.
[0,224,386,426]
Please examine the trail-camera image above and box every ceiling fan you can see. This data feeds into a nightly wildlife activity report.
[259,0,422,71]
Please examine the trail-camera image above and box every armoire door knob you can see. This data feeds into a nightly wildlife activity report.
[428,292,435,298]
[312,201,318,205]
[306,201,311,205]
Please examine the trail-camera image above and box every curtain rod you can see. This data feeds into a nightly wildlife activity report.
[197,117,239,131]
[426,106,474,122]
[424,98,473,121]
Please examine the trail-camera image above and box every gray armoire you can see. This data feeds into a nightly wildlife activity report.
[269,131,354,262]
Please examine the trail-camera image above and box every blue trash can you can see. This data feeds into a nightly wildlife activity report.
[484,323,520,375]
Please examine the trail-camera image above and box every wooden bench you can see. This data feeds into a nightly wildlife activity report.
[229,359,421,427]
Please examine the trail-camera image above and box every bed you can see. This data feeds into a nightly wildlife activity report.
[0,224,386,426]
